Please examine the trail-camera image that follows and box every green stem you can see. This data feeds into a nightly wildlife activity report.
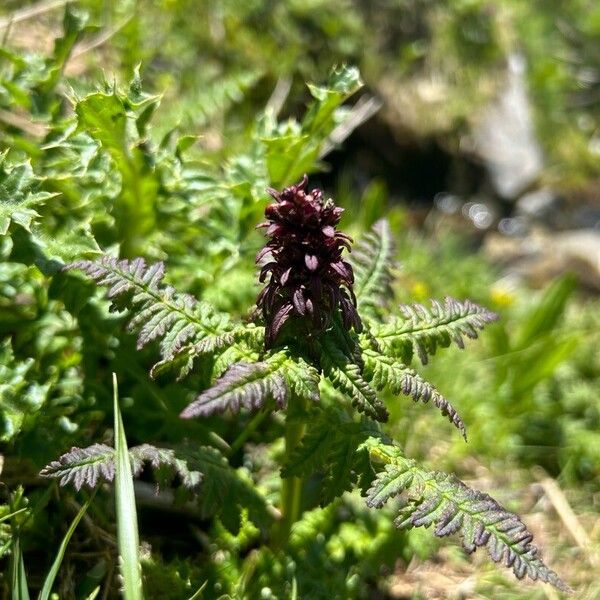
[228,408,269,456]
[273,398,307,547]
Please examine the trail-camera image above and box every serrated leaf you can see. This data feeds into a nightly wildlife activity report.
[40,442,202,492]
[180,353,289,418]
[74,85,160,253]
[0,156,57,235]
[321,337,388,422]
[367,297,498,365]
[70,256,231,372]
[283,407,381,504]
[351,219,395,316]
[363,349,466,439]
[40,444,116,491]
[283,356,321,404]
[363,438,571,592]
[176,444,273,532]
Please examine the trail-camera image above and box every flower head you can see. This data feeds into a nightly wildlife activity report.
[257,175,361,348]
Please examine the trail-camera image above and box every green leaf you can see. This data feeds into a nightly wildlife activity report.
[41,4,89,96]
[261,65,363,187]
[186,581,208,600]
[0,156,57,235]
[351,219,395,317]
[0,508,27,525]
[10,536,30,600]
[0,340,50,442]
[70,257,231,373]
[39,495,94,600]
[515,274,576,349]
[362,349,466,439]
[40,444,115,490]
[8,224,101,275]
[40,443,202,491]
[83,588,101,600]
[283,407,381,504]
[113,373,143,600]
[362,438,571,592]
[366,297,498,364]
[74,86,160,254]
[177,445,274,532]
[321,336,388,422]
[180,352,289,418]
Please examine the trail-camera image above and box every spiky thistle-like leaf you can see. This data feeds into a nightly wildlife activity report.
[321,337,388,422]
[366,297,498,365]
[362,438,571,592]
[362,349,466,439]
[350,219,395,316]
[40,443,202,491]
[180,352,290,418]
[69,257,240,372]
[0,156,58,235]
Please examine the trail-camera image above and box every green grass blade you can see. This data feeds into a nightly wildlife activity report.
[38,495,94,600]
[83,587,100,600]
[0,508,27,525]
[10,536,30,600]
[186,581,207,600]
[113,372,143,600]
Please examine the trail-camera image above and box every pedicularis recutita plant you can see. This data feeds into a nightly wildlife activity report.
[42,177,571,593]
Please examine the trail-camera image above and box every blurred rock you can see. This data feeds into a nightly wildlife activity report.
[472,54,543,199]
[484,228,600,292]
[571,205,600,230]
[516,188,562,225]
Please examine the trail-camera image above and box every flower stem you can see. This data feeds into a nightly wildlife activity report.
[228,408,269,456]
[273,398,307,547]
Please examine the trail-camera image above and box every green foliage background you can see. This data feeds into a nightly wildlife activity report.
[0,1,598,598]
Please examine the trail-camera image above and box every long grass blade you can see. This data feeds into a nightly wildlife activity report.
[10,536,30,600]
[0,508,27,525]
[186,581,207,600]
[113,372,143,600]
[38,495,94,600]
[83,587,100,600]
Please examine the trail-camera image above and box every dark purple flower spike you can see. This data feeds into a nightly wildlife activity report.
[257,175,362,348]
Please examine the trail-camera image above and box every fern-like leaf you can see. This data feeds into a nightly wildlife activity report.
[180,352,289,418]
[69,257,234,372]
[284,356,321,404]
[150,323,265,381]
[283,408,381,504]
[40,443,202,491]
[350,219,395,316]
[40,444,115,491]
[363,349,466,439]
[367,297,498,365]
[128,444,203,489]
[322,338,388,422]
[362,439,571,592]
[176,444,274,531]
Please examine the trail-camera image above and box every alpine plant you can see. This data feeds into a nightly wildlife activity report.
[257,174,361,348]
[42,176,570,593]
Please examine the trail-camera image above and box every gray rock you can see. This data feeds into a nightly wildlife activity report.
[516,188,560,219]
[472,54,543,199]
[484,228,600,291]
